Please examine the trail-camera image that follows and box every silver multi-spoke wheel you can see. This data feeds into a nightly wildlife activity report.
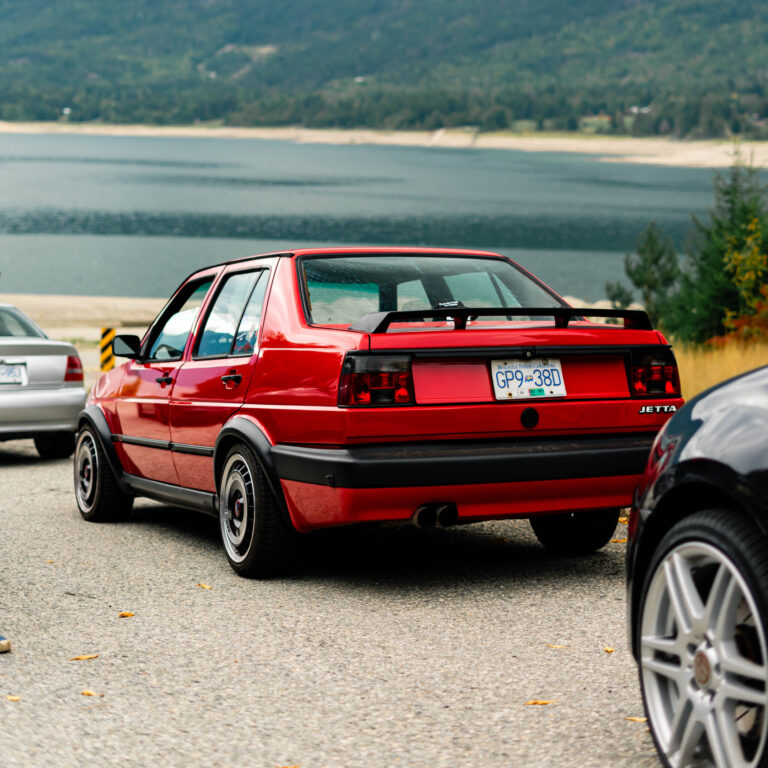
[74,430,100,514]
[220,452,256,565]
[641,539,768,768]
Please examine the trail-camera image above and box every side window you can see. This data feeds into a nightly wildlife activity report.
[396,279,431,310]
[232,271,269,355]
[444,272,505,307]
[491,274,522,307]
[148,278,213,361]
[306,281,379,324]
[195,270,266,359]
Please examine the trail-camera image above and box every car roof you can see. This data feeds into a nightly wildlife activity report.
[204,246,507,272]
[173,247,528,300]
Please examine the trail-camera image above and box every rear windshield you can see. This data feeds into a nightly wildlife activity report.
[301,255,563,327]
[0,307,45,338]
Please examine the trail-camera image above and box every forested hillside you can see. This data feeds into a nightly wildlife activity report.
[1,0,766,136]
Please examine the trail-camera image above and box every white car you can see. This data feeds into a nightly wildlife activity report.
[0,303,86,459]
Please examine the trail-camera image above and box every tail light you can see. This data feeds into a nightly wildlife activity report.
[629,349,680,396]
[339,355,414,406]
[64,354,84,383]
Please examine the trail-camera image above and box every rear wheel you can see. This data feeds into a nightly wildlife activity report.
[638,510,768,768]
[219,442,296,578]
[73,427,133,521]
[34,431,75,460]
[529,508,620,555]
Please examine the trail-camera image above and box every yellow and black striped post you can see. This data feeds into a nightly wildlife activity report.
[100,327,115,372]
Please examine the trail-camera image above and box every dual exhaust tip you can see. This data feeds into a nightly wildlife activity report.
[412,503,459,529]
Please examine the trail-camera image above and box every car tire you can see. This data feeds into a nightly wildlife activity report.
[637,509,768,768]
[219,442,297,578]
[529,508,619,555]
[73,427,133,522]
[34,431,75,460]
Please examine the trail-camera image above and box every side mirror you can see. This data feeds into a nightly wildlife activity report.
[112,334,142,359]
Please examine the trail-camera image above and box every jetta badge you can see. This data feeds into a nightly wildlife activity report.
[639,405,678,414]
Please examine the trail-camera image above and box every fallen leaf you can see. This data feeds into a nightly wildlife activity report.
[618,516,628,525]
[118,612,134,618]
[196,583,213,590]
[46,560,55,564]
[546,644,569,649]
[626,716,648,723]
[6,695,20,702]
[611,538,628,544]
[524,700,553,706]
[70,654,99,661]
[81,690,98,697]
[604,646,615,654]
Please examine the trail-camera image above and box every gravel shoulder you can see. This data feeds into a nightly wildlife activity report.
[0,441,658,768]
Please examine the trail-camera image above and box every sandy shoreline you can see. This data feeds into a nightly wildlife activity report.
[1,120,765,168]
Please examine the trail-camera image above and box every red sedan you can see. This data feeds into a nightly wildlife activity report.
[74,248,682,577]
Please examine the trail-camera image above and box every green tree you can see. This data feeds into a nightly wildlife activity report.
[605,222,679,327]
[665,153,768,343]
[605,280,633,310]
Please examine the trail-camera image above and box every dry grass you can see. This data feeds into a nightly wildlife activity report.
[675,343,768,400]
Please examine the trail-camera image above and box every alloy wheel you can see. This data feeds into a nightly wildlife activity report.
[641,541,768,767]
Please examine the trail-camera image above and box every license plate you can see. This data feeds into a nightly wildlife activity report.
[0,363,26,385]
[491,358,566,400]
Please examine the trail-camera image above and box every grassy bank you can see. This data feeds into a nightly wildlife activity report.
[676,343,768,400]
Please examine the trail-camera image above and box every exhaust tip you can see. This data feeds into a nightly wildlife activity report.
[436,503,459,528]
[413,505,438,528]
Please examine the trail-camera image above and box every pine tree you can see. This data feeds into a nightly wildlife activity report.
[623,222,680,328]
[665,153,768,343]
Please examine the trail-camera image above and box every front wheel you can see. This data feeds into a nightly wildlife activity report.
[74,427,133,521]
[529,508,620,555]
[638,509,768,768]
[219,442,296,578]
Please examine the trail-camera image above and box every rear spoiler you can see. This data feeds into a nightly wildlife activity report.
[349,307,654,333]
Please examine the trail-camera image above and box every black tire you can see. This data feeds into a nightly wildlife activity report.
[73,427,133,521]
[637,509,768,768]
[34,431,75,460]
[529,508,619,555]
[218,442,297,578]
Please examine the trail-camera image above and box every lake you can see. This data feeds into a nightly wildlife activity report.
[0,132,718,301]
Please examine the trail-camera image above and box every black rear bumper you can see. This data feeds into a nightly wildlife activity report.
[271,433,657,489]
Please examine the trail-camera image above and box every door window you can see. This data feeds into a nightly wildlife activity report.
[232,271,269,355]
[195,270,267,359]
[148,278,213,361]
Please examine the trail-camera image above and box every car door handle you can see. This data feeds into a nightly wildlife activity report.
[155,375,173,385]
[221,373,242,384]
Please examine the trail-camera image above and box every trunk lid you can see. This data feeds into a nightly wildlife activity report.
[0,339,77,389]
[346,313,681,441]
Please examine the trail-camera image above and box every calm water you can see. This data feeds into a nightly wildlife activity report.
[0,133,718,300]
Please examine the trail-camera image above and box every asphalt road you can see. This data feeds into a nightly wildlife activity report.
[0,439,659,768]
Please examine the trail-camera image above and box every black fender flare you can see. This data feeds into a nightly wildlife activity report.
[629,459,768,658]
[214,416,291,526]
[77,405,130,494]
